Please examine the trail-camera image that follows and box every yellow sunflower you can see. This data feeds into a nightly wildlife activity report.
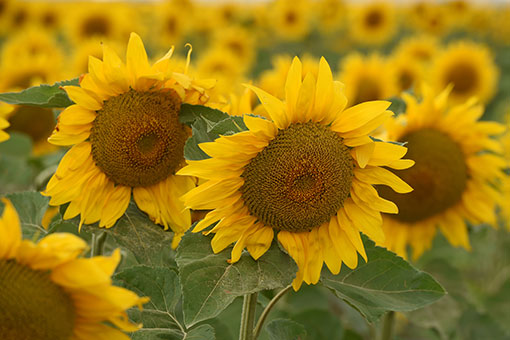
[393,35,439,66]
[268,0,311,41]
[348,1,397,46]
[178,57,413,290]
[43,33,214,247]
[338,53,398,107]
[154,1,192,48]
[406,2,452,36]
[210,26,256,70]
[0,198,148,339]
[314,0,346,33]
[389,51,424,94]
[430,41,499,105]
[378,85,507,260]
[0,0,31,35]
[0,103,12,143]
[67,38,125,79]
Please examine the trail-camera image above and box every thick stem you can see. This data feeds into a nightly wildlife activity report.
[239,293,258,340]
[90,232,107,257]
[380,311,395,340]
[253,285,292,340]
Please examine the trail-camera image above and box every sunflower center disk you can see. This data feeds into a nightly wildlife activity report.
[0,260,75,340]
[444,62,478,95]
[378,128,468,223]
[90,89,187,187]
[241,122,354,233]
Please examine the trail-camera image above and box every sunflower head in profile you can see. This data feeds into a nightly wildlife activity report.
[43,33,215,248]
[178,57,414,290]
[338,53,398,107]
[378,85,507,260]
[0,198,148,339]
[348,1,396,46]
[431,41,499,105]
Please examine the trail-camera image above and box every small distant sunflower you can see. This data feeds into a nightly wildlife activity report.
[0,198,148,339]
[211,26,256,69]
[65,3,140,45]
[0,103,13,143]
[154,2,192,48]
[430,41,498,105]
[348,2,396,46]
[406,2,451,36]
[257,54,319,100]
[378,85,506,259]
[31,1,64,32]
[0,0,31,34]
[269,0,311,41]
[179,57,413,290]
[67,38,124,78]
[338,53,398,107]
[394,35,439,66]
[389,52,424,94]
[314,0,346,33]
[43,33,213,247]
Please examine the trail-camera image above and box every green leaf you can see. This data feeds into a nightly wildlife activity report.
[180,104,247,161]
[0,133,34,194]
[1,191,50,240]
[266,319,307,340]
[290,309,343,340]
[176,232,297,327]
[321,237,445,323]
[0,132,32,157]
[0,78,79,108]
[81,202,175,266]
[132,324,215,340]
[456,309,509,340]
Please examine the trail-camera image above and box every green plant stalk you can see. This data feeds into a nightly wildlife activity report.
[380,311,395,340]
[239,292,258,340]
[253,285,292,340]
[90,231,107,257]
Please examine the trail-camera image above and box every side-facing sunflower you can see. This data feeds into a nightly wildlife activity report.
[178,57,413,290]
[378,85,506,260]
[43,33,214,247]
[430,40,499,105]
[0,198,148,339]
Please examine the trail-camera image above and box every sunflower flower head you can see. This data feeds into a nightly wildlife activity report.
[0,198,149,339]
[43,32,214,248]
[378,84,507,259]
[179,57,414,290]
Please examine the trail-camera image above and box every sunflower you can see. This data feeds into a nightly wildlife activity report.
[314,0,346,33]
[338,53,398,107]
[210,26,256,70]
[378,85,506,260]
[405,2,452,36]
[154,1,192,48]
[178,57,413,290]
[0,103,12,143]
[0,0,31,35]
[64,2,140,45]
[348,1,397,46]
[0,198,148,339]
[430,41,499,105]
[389,51,424,94]
[67,38,125,79]
[394,35,439,66]
[268,0,311,41]
[43,33,214,247]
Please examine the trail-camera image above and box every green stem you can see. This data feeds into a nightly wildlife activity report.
[239,293,258,340]
[90,232,107,257]
[380,311,395,340]
[253,285,292,340]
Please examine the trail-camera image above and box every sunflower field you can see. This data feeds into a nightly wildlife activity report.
[1,0,510,339]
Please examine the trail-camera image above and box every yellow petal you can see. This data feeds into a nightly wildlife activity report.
[332,101,390,133]
[0,198,22,259]
[64,86,102,111]
[285,56,302,122]
[352,142,375,168]
[318,223,342,274]
[354,167,413,193]
[100,185,131,228]
[244,84,288,129]
[126,33,150,84]
[328,214,358,269]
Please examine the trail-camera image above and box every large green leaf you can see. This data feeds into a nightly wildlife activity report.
[0,78,79,108]
[180,104,246,161]
[1,191,50,240]
[266,319,307,340]
[81,202,175,266]
[114,265,216,340]
[321,237,445,322]
[176,232,297,327]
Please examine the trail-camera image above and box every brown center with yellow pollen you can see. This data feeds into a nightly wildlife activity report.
[0,260,75,340]
[378,128,468,223]
[81,15,110,38]
[444,62,478,96]
[241,122,354,232]
[90,88,187,187]
[7,106,55,143]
